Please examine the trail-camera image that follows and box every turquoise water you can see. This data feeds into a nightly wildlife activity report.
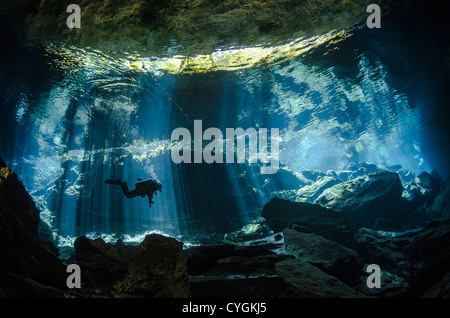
[0,1,449,246]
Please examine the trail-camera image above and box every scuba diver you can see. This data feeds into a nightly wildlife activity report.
[105,178,162,208]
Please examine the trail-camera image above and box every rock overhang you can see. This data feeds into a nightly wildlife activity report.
[1,0,385,74]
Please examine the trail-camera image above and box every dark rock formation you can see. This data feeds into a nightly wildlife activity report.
[0,158,40,237]
[301,169,327,183]
[423,272,450,298]
[275,259,365,298]
[358,266,410,297]
[398,170,416,185]
[353,220,450,297]
[184,238,292,298]
[73,234,191,297]
[405,173,449,220]
[261,197,355,247]
[430,180,450,220]
[354,228,411,297]
[314,171,410,229]
[223,217,273,243]
[0,157,66,297]
[283,228,361,285]
[188,274,287,298]
[294,176,343,203]
[184,234,367,298]
[185,241,287,276]
[347,162,384,180]
[0,0,376,58]
[418,170,442,192]
[259,168,450,297]
[73,236,129,289]
[403,220,450,296]
[355,228,411,275]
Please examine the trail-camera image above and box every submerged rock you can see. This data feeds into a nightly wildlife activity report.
[283,228,360,285]
[387,165,403,172]
[0,157,66,297]
[314,171,407,229]
[261,197,355,247]
[403,220,450,296]
[185,240,291,297]
[270,174,341,203]
[423,272,450,298]
[74,236,129,288]
[0,158,41,237]
[223,218,273,243]
[417,170,442,192]
[346,162,384,180]
[430,180,450,220]
[2,0,377,59]
[294,176,342,203]
[73,234,190,297]
[354,220,450,297]
[398,170,416,185]
[301,169,327,183]
[185,243,285,276]
[354,228,411,284]
[401,171,448,221]
[275,259,365,298]
[358,267,410,297]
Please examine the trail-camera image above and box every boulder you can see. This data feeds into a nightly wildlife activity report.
[269,189,299,201]
[115,234,190,297]
[74,236,129,288]
[387,165,402,172]
[417,170,441,192]
[272,171,343,203]
[398,170,416,185]
[73,234,191,297]
[188,275,286,298]
[215,254,286,275]
[0,158,66,297]
[223,218,273,243]
[185,243,284,276]
[402,181,427,202]
[423,272,450,298]
[301,169,326,182]
[354,220,450,297]
[283,228,360,285]
[0,272,65,298]
[354,228,411,275]
[263,165,310,191]
[275,259,365,298]
[358,267,410,298]
[335,170,352,182]
[261,197,355,247]
[430,180,450,220]
[403,220,450,296]
[314,172,407,229]
[346,162,384,180]
[184,240,291,297]
[294,176,342,203]
[354,228,411,297]
[401,171,447,221]
[0,157,40,237]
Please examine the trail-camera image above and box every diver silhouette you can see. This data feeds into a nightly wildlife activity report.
[105,178,162,208]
